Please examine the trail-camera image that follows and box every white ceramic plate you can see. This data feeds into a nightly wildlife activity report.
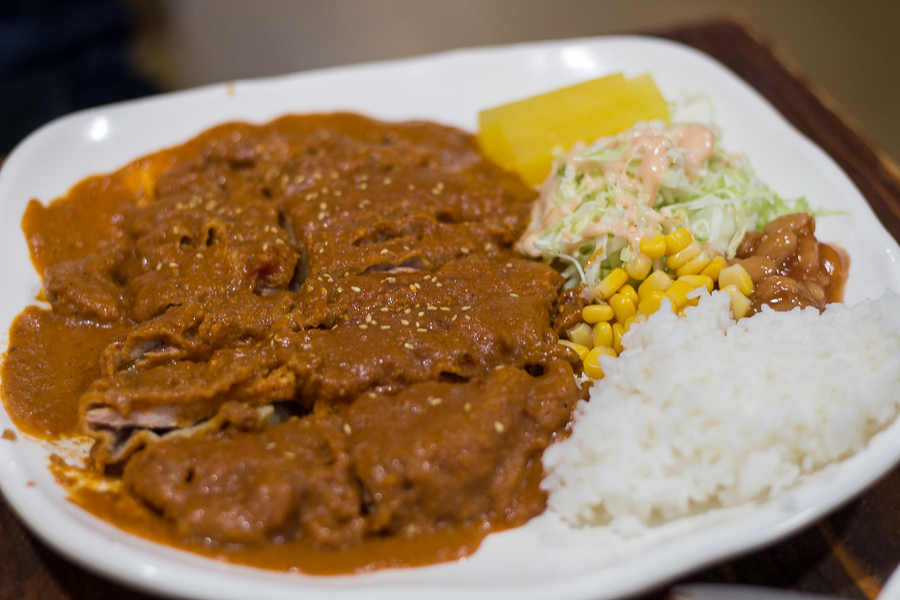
[1,36,899,600]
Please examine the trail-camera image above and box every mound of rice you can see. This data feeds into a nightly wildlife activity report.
[541,290,900,529]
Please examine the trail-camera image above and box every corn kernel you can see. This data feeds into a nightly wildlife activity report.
[558,339,589,360]
[665,279,694,308]
[676,249,713,277]
[701,255,727,281]
[625,253,652,280]
[609,293,637,324]
[618,284,639,306]
[639,232,667,260]
[721,284,752,319]
[624,315,635,330]
[583,345,617,379]
[612,322,626,354]
[593,322,613,348]
[664,228,693,255]
[566,323,594,347]
[595,267,628,300]
[582,304,615,323]
[633,311,649,325]
[637,270,673,300]
[678,274,715,293]
[638,290,668,314]
[718,264,754,296]
[665,241,702,269]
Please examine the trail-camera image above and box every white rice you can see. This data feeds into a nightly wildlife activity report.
[541,290,900,530]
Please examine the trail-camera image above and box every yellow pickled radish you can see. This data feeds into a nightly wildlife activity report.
[477,73,669,185]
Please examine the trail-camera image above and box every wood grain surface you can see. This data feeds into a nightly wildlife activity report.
[2,14,899,600]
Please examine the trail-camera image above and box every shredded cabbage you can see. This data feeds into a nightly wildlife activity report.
[518,121,811,289]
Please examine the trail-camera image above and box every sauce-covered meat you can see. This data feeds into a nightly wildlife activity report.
[2,113,583,571]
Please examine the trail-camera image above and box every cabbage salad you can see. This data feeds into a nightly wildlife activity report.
[517,121,810,289]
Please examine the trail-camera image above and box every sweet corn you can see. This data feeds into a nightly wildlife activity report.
[664,228,693,255]
[665,279,694,308]
[638,289,668,314]
[582,304,614,323]
[612,322,626,354]
[609,292,637,323]
[676,249,713,277]
[720,284,752,319]
[633,311,649,325]
[637,270,673,300]
[678,274,715,293]
[718,264,754,296]
[639,232,667,260]
[583,345,617,379]
[700,255,727,281]
[593,321,613,348]
[558,339,590,360]
[566,323,594,347]
[624,315,635,330]
[665,241,702,269]
[595,267,628,300]
[618,284,639,306]
[625,253,652,280]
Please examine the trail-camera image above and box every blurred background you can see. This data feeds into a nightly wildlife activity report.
[1,0,898,160]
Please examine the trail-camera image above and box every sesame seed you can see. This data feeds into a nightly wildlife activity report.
[386,277,397,283]
[417,328,428,333]
[333,190,342,196]
[383,177,392,184]
[426,305,437,311]
[464,315,471,320]
[494,421,505,433]
[379,307,389,312]
[284,451,297,459]
[365,314,372,323]
[359,324,368,330]
[439,306,450,311]
[509,293,519,298]
[436,283,443,287]
[413,283,421,290]
[404,308,411,314]
[408,183,415,190]
[156,262,162,270]
[337,287,343,292]
[423,275,431,280]
[427,396,442,406]
[380,248,389,254]
[484,243,492,251]
[275,239,284,245]
[418,311,424,317]
[401,320,410,325]
[343,423,352,435]
[451,314,458,321]
[409,284,417,292]
[404,342,414,350]
[351,286,362,292]
[168,262,177,268]
[461,248,469,255]
[380,325,390,330]
[359,183,368,190]
[262,244,269,251]
[461,306,471,311]
[463,403,472,413]
[319,202,327,210]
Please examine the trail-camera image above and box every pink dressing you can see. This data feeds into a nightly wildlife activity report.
[518,123,717,257]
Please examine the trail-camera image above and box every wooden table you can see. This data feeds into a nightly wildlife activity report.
[2,15,900,600]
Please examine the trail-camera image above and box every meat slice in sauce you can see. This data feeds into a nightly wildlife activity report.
[122,361,575,548]
[346,360,577,537]
[124,411,364,547]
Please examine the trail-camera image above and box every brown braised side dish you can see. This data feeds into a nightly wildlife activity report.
[2,113,585,570]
